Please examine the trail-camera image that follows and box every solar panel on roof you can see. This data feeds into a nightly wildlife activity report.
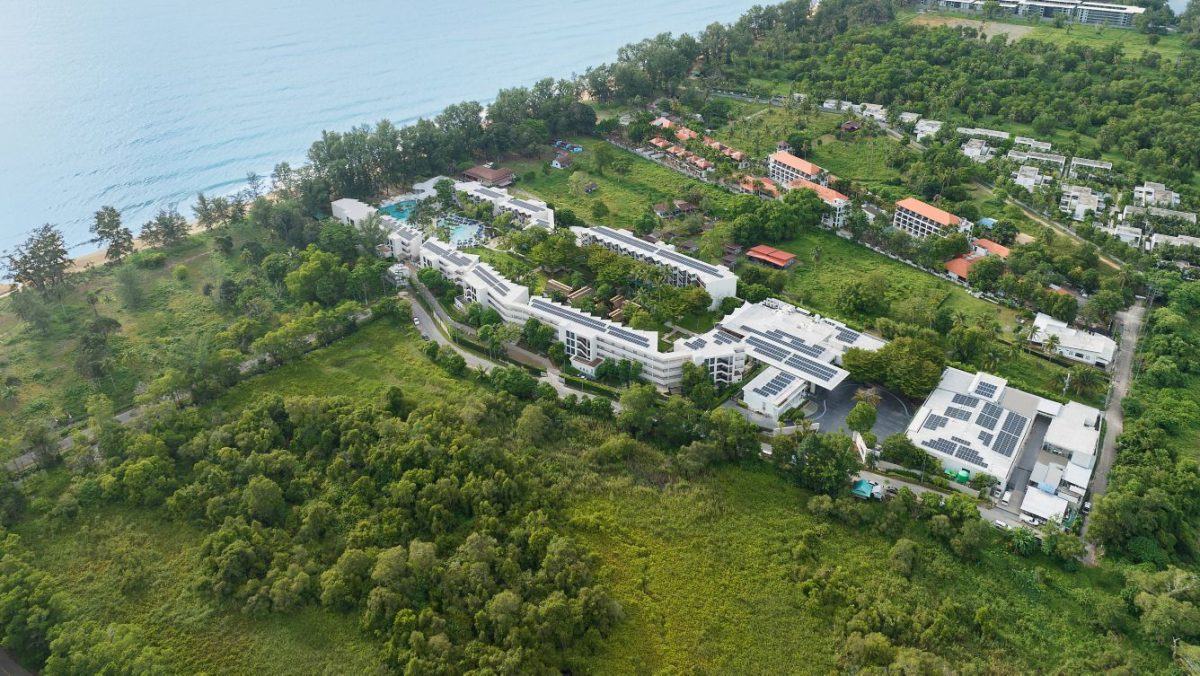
[835,328,859,344]
[531,298,607,331]
[752,371,798,399]
[684,338,707,350]
[922,438,957,456]
[950,436,972,445]
[745,336,790,362]
[1001,411,1028,435]
[593,226,656,253]
[952,393,980,408]
[607,326,651,348]
[765,329,825,358]
[973,381,998,399]
[783,353,839,383]
[954,445,987,467]
[945,407,972,421]
[976,402,1003,431]
[977,431,994,446]
[992,431,1020,458]
[923,414,949,431]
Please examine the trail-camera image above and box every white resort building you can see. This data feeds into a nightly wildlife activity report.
[892,197,971,239]
[571,226,737,309]
[767,151,828,186]
[1133,181,1181,208]
[1059,185,1106,221]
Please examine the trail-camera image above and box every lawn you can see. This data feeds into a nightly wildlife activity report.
[810,134,909,198]
[570,464,1164,673]
[773,228,1014,327]
[507,138,738,230]
[716,108,843,158]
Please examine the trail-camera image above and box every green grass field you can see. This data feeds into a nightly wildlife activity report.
[811,135,909,199]
[716,108,843,158]
[507,138,738,229]
[571,464,1164,673]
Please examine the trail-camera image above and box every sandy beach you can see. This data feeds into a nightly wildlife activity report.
[0,220,208,300]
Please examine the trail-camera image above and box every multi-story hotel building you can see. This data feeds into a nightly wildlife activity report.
[892,197,970,239]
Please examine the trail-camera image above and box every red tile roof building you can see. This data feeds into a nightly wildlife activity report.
[463,165,515,187]
[767,151,827,187]
[739,176,780,199]
[893,197,968,239]
[973,238,1011,258]
[746,245,797,269]
[787,178,850,229]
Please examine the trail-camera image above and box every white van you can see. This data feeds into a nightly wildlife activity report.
[1001,490,1012,506]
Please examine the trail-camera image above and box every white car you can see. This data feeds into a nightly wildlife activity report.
[1020,514,1040,526]
[993,519,1009,530]
[413,316,420,325]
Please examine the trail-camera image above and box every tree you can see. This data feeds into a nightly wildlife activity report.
[242,475,286,525]
[777,432,860,495]
[91,206,135,262]
[4,224,71,295]
[140,208,190,247]
[845,402,877,435]
[45,620,177,674]
[616,384,659,440]
[888,538,919,579]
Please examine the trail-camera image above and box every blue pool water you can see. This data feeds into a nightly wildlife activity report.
[379,200,416,222]
[450,223,482,247]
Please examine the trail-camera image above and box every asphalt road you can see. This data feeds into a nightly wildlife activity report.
[1088,301,1145,498]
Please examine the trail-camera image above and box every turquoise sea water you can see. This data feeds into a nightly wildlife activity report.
[0,0,764,258]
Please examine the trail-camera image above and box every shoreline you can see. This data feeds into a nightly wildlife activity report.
[0,220,208,300]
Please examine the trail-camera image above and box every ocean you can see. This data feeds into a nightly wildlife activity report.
[0,0,766,257]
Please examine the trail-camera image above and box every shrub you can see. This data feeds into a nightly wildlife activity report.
[134,252,167,268]
[173,265,189,281]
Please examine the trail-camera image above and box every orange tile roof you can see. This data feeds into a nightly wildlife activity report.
[769,151,823,177]
[747,245,796,266]
[788,177,849,204]
[944,255,977,279]
[676,127,699,141]
[974,238,1010,258]
[740,176,780,198]
[650,137,670,148]
[896,197,960,227]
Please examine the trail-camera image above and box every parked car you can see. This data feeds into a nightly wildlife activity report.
[413,316,420,325]
[1082,501,1092,514]
[1001,490,1012,506]
[993,519,1009,530]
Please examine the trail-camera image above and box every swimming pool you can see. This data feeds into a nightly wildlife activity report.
[378,199,416,221]
[450,222,482,247]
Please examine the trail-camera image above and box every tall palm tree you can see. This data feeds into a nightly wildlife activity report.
[1068,365,1102,396]
[1044,334,1061,356]
[952,310,970,328]
[854,387,882,407]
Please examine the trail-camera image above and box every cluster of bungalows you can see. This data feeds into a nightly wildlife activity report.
[906,367,1103,524]
[649,136,715,172]
[925,0,1145,27]
[647,117,750,170]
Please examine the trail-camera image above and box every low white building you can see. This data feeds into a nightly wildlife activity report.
[1123,205,1198,226]
[1019,487,1070,525]
[1059,185,1105,221]
[1069,157,1112,178]
[1042,401,1103,498]
[898,112,921,125]
[1030,313,1116,368]
[1098,224,1143,247]
[1012,165,1051,193]
[862,103,888,123]
[742,367,810,419]
[914,119,943,141]
[957,126,1010,141]
[458,181,555,229]
[1014,136,1052,152]
[331,198,376,226]
[961,138,995,163]
[1146,233,1200,251]
[1007,149,1067,173]
[1133,181,1180,208]
[572,226,737,309]
[784,177,850,229]
[906,368,1041,486]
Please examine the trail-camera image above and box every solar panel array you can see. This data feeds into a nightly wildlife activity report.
[712,331,737,345]
[684,337,707,350]
[835,328,860,344]
[922,438,957,455]
[765,328,825,358]
[784,354,839,383]
[751,371,798,399]
[954,445,987,467]
[745,335,788,362]
[945,407,973,421]
[973,381,998,399]
[474,266,510,295]
[1001,411,1028,435]
[608,326,651,348]
[976,402,1004,431]
[950,436,972,445]
[509,199,543,211]
[531,298,606,331]
[592,227,724,277]
[992,431,1020,458]
[952,393,980,408]
[923,414,949,431]
[977,431,994,446]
